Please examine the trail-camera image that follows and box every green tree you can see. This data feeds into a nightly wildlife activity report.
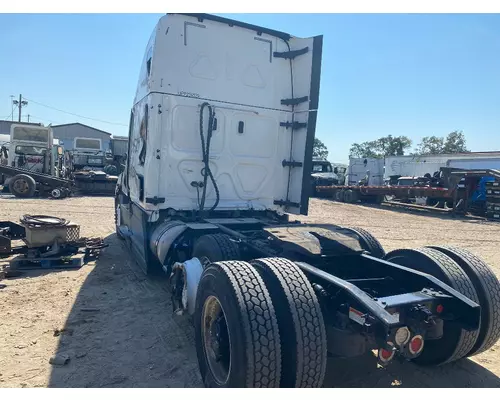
[349,141,379,158]
[415,131,469,155]
[377,135,412,156]
[414,136,445,155]
[349,135,412,158]
[443,130,469,154]
[313,138,329,159]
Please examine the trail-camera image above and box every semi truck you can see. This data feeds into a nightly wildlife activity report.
[0,124,117,198]
[108,136,129,175]
[0,124,72,197]
[7,123,53,174]
[310,158,339,196]
[115,13,500,388]
[66,136,128,173]
[70,137,107,170]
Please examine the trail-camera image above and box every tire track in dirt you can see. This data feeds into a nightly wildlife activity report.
[1,196,499,387]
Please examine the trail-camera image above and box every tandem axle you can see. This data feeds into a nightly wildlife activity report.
[115,195,498,387]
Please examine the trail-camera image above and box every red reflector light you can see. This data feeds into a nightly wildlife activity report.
[378,346,395,362]
[436,304,444,313]
[409,335,424,355]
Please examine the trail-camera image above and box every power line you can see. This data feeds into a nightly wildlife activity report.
[1,105,17,121]
[9,95,15,121]
[22,114,63,125]
[23,97,128,127]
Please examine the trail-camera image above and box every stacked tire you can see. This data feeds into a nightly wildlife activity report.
[343,189,359,204]
[486,180,500,221]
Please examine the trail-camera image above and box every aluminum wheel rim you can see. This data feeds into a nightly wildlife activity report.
[202,295,231,385]
[13,179,29,194]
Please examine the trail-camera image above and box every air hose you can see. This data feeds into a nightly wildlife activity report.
[198,102,220,214]
[20,215,69,228]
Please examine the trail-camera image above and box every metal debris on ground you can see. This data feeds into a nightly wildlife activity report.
[0,214,108,273]
[9,253,86,270]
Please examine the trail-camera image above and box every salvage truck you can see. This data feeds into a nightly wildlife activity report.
[115,13,500,388]
[0,123,72,198]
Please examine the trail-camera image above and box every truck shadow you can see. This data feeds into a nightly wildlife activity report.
[47,233,202,388]
[325,353,500,388]
[47,233,500,388]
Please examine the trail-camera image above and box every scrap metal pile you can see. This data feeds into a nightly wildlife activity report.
[0,214,107,271]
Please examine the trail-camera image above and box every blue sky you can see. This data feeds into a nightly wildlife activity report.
[1,13,499,163]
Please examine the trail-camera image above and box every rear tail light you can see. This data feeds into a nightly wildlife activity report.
[394,327,411,346]
[378,343,395,363]
[409,335,424,355]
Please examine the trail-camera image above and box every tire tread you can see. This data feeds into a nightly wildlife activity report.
[216,260,282,387]
[344,226,386,258]
[428,246,500,356]
[252,257,327,387]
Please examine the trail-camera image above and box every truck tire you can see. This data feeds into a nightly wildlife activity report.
[343,189,355,203]
[192,234,240,263]
[384,248,480,365]
[334,190,343,202]
[9,174,36,198]
[251,257,327,388]
[194,260,281,388]
[427,246,500,356]
[367,194,384,204]
[342,227,385,258]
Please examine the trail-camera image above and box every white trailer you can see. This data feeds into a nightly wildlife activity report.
[385,155,450,180]
[448,157,500,171]
[385,153,500,180]
[346,157,384,186]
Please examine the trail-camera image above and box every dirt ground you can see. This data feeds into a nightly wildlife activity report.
[1,195,499,388]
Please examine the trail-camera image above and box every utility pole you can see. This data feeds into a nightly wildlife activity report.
[12,94,28,122]
[27,114,30,123]
[9,95,14,121]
